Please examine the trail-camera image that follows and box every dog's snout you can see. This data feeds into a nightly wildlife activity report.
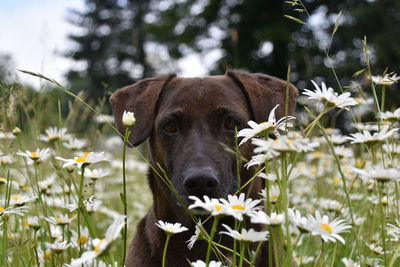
[183,170,219,197]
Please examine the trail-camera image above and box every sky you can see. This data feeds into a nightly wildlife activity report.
[0,0,207,89]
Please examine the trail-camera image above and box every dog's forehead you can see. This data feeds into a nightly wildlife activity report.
[157,76,249,114]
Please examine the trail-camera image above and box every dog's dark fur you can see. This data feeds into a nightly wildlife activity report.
[110,70,297,266]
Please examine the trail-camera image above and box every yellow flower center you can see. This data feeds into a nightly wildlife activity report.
[57,217,63,223]
[30,152,39,158]
[0,207,4,212]
[270,195,279,201]
[213,205,223,212]
[286,139,293,145]
[0,177,6,183]
[23,221,30,227]
[11,196,20,201]
[231,205,245,210]
[274,139,280,144]
[91,173,97,178]
[79,236,88,244]
[76,157,87,163]
[321,223,333,234]
[313,152,323,158]
[333,178,341,185]
[44,251,52,259]
[94,238,108,254]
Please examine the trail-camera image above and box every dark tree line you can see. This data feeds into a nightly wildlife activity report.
[66,0,400,105]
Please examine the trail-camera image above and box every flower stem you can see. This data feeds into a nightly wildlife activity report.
[206,216,220,264]
[238,241,246,267]
[162,234,171,267]
[122,127,131,264]
[377,182,387,266]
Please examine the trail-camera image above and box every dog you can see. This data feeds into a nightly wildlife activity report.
[110,70,298,266]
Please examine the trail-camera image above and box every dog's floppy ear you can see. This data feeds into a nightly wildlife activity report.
[226,70,298,122]
[110,74,176,146]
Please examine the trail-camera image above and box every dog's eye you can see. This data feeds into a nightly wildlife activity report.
[162,120,178,134]
[225,117,241,131]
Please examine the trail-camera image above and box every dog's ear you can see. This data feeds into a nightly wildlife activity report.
[226,70,298,122]
[110,74,176,146]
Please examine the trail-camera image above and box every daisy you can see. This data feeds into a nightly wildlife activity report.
[378,107,400,122]
[39,127,70,142]
[9,195,37,206]
[83,168,110,180]
[0,205,29,217]
[346,125,398,146]
[187,220,203,250]
[237,104,295,145]
[72,227,90,247]
[219,224,269,242]
[0,131,16,140]
[155,220,188,234]
[191,260,225,267]
[0,153,14,165]
[302,80,358,110]
[56,151,109,168]
[63,137,87,150]
[308,210,351,244]
[249,211,284,226]
[368,243,384,255]
[24,216,41,231]
[371,73,400,86]
[45,214,76,226]
[288,208,313,233]
[17,148,51,162]
[188,195,227,216]
[352,166,400,183]
[44,240,72,254]
[341,258,360,267]
[69,215,125,266]
[219,193,261,221]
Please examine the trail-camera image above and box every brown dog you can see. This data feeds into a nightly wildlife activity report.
[110,70,297,266]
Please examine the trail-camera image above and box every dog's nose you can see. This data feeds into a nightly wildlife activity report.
[183,171,219,197]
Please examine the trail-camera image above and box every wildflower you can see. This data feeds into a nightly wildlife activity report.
[0,153,14,165]
[37,247,53,263]
[269,185,280,203]
[368,243,384,255]
[0,205,28,217]
[17,148,51,162]
[24,216,41,231]
[188,195,227,216]
[378,107,400,122]
[346,125,398,146]
[56,151,109,168]
[72,227,90,247]
[249,211,284,226]
[302,80,358,109]
[341,258,360,267]
[191,260,225,267]
[237,104,295,145]
[63,137,87,150]
[45,214,76,226]
[308,210,351,244]
[44,240,72,254]
[84,168,110,180]
[0,131,16,140]
[387,220,400,242]
[69,215,125,266]
[352,166,400,183]
[155,220,188,234]
[219,224,269,242]
[187,220,203,249]
[122,110,136,127]
[371,73,400,86]
[9,195,37,206]
[219,193,261,221]
[39,127,70,142]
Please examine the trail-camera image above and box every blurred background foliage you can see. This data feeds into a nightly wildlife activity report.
[1,0,400,111]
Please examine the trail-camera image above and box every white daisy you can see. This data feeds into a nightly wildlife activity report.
[45,214,76,226]
[17,148,51,162]
[56,151,109,168]
[237,104,295,145]
[352,166,400,183]
[188,195,227,216]
[341,258,361,267]
[187,220,203,249]
[155,220,188,234]
[308,210,351,244]
[39,127,70,142]
[249,211,284,226]
[44,240,72,254]
[303,80,358,109]
[0,205,29,217]
[288,208,312,233]
[219,224,269,242]
[191,260,225,267]
[63,137,87,150]
[371,73,400,86]
[83,168,110,180]
[378,107,400,122]
[9,195,37,206]
[346,125,398,146]
[219,193,262,221]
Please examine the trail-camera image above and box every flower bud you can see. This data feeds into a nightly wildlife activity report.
[122,111,136,127]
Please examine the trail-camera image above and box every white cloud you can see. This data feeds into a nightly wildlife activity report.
[0,0,84,88]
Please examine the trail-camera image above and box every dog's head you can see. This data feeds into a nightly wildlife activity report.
[110,70,297,204]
